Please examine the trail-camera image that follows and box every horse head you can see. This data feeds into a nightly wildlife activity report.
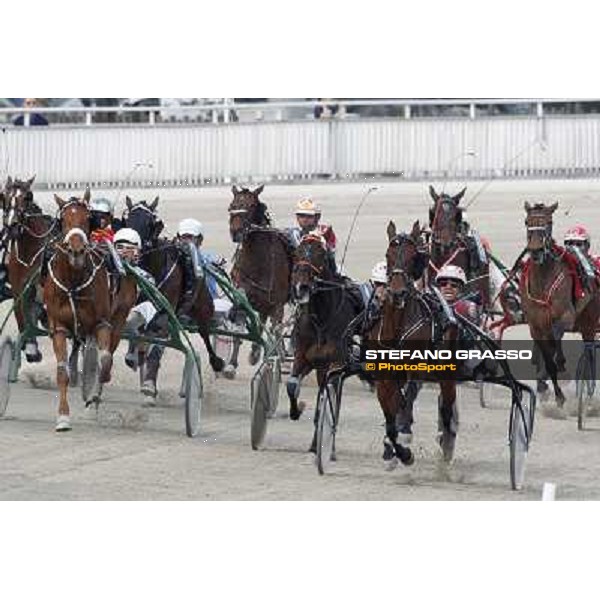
[228,184,268,243]
[429,185,466,247]
[291,232,331,305]
[2,175,37,229]
[385,220,428,309]
[122,195,163,249]
[55,189,92,268]
[524,200,558,264]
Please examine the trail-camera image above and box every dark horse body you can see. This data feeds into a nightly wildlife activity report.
[520,201,600,406]
[288,232,365,423]
[227,185,293,376]
[369,220,460,467]
[1,177,57,362]
[428,185,490,309]
[122,197,223,398]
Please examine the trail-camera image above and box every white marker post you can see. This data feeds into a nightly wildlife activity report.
[542,482,556,501]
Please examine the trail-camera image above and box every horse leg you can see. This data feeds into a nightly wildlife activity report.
[249,315,265,366]
[141,345,164,404]
[16,288,42,363]
[287,358,311,421]
[222,337,241,380]
[68,339,81,388]
[536,334,565,407]
[52,330,72,432]
[532,342,550,395]
[376,380,413,469]
[96,325,113,385]
[396,380,420,444]
[437,381,458,463]
[552,322,567,373]
[197,321,225,373]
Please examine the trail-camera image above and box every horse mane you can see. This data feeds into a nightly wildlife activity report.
[255,201,271,227]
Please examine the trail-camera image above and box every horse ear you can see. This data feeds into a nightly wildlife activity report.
[411,220,420,239]
[254,184,265,196]
[429,185,438,202]
[387,220,397,241]
[549,202,559,214]
[231,185,239,195]
[126,196,133,210]
[453,187,467,204]
[524,201,532,212]
[150,196,159,211]
[6,176,12,188]
[54,194,65,209]
[26,175,36,188]
[83,187,91,203]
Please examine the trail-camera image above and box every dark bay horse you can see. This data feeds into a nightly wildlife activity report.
[2,176,57,362]
[428,185,490,308]
[370,220,459,467]
[228,185,293,375]
[122,197,223,399]
[520,201,600,406]
[44,191,114,431]
[288,232,365,422]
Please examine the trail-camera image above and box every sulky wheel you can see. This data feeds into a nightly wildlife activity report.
[250,363,271,450]
[509,393,531,491]
[184,352,203,438]
[0,336,14,418]
[316,381,338,475]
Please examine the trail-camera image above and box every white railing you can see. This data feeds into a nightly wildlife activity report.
[1,114,600,188]
[1,98,600,126]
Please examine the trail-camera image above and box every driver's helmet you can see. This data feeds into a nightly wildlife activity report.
[370,261,388,285]
[178,218,204,239]
[564,225,590,247]
[90,197,114,215]
[435,265,467,286]
[114,228,141,262]
[295,198,320,217]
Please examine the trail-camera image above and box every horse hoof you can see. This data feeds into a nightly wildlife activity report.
[141,381,157,402]
[222,365,237,380]
[25,351,42,364]
[125,353,138,371]
[210,356,225,373]
[289,401,305,421]
[398,446,415,466]
[55,415,72,432]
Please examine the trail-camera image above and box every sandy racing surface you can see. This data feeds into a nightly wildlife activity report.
[2,178,600,500]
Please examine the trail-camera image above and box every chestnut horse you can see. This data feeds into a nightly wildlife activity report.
[227,185,293,375]
[520,201,600,406]
[370,220,459,467]
[44,190,114,431]
[122,197,223,399]
[2,176,57,362]
[288,232,365,422]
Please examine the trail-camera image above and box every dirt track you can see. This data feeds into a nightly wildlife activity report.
[2,178,600,500]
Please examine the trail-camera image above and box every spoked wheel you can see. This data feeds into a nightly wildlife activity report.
[250,363,271,450]
[316,380,339,475]
[576,349,595,431]
[81,338,99,406]
[267,357,281,418]
[509,392,531,491]
[0,336,14,418]
[184,352,203,438]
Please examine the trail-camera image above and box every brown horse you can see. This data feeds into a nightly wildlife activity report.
[369,220,459,467]
[288,232,365,422]
[122,197,223,399]
[428,185,490,308]
[520,201,600,406]
[227,185,292,375]
[2,176,57,362]
[43,190,114,431]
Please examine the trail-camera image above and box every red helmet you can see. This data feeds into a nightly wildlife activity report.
[564,225,590,244]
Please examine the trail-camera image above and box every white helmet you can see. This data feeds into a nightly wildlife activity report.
[114,228,142,248]
[370,261,388,284]
[178,218,204,238]
[435,265,467,286]
[295,198,320,216]
[90,197,114,215]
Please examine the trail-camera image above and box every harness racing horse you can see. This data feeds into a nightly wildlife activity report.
[2,176,57,363]
[520,201,600,406]
[370,220,460,467]
[44,191,114,431]
[428,185,490,309]
[228,185,293,377]
[122,197,224,399]
[289,232,366,424]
